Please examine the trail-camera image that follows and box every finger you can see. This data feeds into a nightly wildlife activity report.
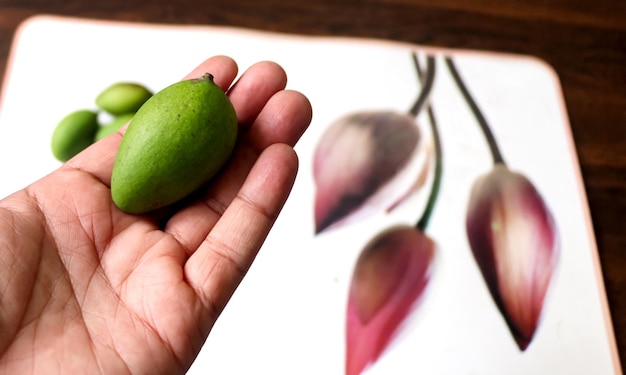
[164,90,311,253]
[226,61,288,127]
[64,56,240,186]
[183,143,298,318]
[246,89,312,150]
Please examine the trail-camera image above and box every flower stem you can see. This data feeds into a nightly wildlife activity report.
[409,55,436,117]
[412,53,442,231]
[444,57,505,165]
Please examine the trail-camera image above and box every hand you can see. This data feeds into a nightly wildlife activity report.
[0,56,312,374]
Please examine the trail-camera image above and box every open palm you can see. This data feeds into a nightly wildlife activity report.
[0,56,312,374]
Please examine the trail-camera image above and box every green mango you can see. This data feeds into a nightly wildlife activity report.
[95,113,134,141]
[51,109,99,162]
[96,82,152,115]
[111,73,238,214]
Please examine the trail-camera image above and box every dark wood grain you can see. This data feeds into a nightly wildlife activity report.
[0,0,624,368]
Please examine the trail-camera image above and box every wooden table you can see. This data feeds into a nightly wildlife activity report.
[1,0,624,368]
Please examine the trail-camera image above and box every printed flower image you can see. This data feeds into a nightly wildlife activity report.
[312,111,428,234]
[313,51,561,375]
[445,57,560,350]
[340,53,444,374]
[312,56,437,234]
[466,164,559,350]
[346,225,436,375]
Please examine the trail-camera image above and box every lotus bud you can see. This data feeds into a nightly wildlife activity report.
[346,225,436,375]
[466,164,559,350]
[313,111,430,234]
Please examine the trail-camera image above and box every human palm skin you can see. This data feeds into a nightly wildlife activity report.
[0,56,312,374]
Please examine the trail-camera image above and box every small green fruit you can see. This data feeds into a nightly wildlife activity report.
[51,109,99,162]
[95,113,134,141]
[95,82,152,115]
[111,73,238,214]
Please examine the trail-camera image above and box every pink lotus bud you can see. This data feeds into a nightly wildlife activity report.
[313,111,429,234]
[466,164,559,350]
[346,225,436,375]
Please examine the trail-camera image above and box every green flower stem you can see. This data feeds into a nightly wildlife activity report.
[409,55,436,117]
[444,57,505,165]
[412,53,443,231]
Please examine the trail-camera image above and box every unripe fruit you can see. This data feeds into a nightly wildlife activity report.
[95,113,134,141]
[95,82,152,115]
[51,109,99,162]
[111,73,238,214]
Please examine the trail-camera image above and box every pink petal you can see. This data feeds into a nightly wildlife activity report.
[313,112,424,234]
[346,226,436,374]
[466,164,559,350]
